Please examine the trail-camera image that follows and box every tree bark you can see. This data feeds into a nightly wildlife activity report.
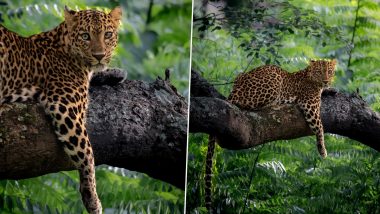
[0,70,188,189]
[189,70,380,152]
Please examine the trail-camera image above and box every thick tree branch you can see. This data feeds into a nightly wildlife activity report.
[190,70,380,152]
[0,70,187,189]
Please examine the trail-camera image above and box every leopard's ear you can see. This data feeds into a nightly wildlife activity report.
[64,6,77,28]
[109,6,122,26]
[330,59,337,66]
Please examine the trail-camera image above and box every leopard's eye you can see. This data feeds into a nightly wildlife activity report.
[104,31,113,39]
[81,33,90,41]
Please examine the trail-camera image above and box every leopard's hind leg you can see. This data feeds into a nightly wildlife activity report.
[298,97,327,158]
[41,90,102,214]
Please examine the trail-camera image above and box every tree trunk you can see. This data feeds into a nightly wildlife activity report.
[189,69,380,152]
[0,70,188,189]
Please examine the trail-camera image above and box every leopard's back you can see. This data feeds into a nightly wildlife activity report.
[228,65,286,109]
[0,25,35,103]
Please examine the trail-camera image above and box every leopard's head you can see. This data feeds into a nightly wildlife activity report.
[308,59,336,86]
[64,6,122,72]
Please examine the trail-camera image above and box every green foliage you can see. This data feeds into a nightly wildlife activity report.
[187,135,380,213]
[0,172,83,213]
[0,168,184,213]
[188,0,380,213]
[0,0,188,212]
[113,0,192,96]
[194,0,346,65]
[97,167,184,213]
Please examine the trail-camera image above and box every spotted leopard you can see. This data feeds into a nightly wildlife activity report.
[0,6,122,213]
[204,59,337,212]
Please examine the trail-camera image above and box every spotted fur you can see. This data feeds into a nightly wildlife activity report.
[0,6,122,214]
[205,59,336,212]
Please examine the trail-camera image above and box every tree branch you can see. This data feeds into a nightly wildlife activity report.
[189,70,380,152]
[0,70,187,189]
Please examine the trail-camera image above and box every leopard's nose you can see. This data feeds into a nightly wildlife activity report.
[92,53,105,61]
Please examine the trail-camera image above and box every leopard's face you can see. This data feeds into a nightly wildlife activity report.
[308,59,336,86]
[64,7,122,72]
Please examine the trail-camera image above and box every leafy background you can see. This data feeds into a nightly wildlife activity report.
[187,0,380,213]
[0,0,191,213]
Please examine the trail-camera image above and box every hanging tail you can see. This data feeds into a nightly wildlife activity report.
[205,135,216,213]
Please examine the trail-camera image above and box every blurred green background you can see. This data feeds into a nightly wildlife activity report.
[0,0,191,213]
[188,0,380,213]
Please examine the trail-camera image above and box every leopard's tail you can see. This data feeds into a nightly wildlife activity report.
[205,135,216,213]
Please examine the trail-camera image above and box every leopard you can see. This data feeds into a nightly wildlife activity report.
[0,6,122,214]
[204,59,337,212]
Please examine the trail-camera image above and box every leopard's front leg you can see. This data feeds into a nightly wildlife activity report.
[298,97,327,158]
[42,91,102,214]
